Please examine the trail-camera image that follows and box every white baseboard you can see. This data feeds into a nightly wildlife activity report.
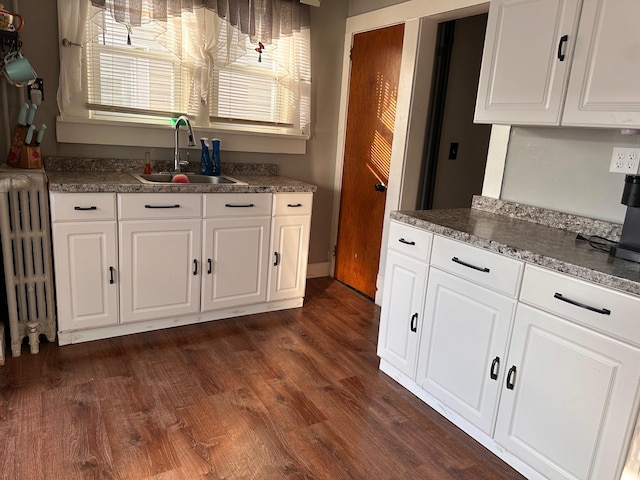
[0,323,4,365]
[307,262,330,278]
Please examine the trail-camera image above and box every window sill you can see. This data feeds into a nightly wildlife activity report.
[56,117,308,155]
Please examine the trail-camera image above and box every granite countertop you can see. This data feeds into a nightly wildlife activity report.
[44,157,317,194]
[392,197,640,297]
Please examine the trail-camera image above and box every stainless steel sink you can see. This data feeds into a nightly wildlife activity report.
[130,173,246,185]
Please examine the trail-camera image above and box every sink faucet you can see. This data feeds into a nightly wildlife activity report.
[174,115,195,173]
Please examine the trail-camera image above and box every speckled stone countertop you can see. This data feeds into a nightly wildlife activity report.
[44,157,317,193]
[392,196,640,297]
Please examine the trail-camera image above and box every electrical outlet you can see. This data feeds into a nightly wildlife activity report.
[610,147,640,174]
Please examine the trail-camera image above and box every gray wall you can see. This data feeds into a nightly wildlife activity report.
[501,127,639,223]
[4,0,348,266]
[349,0,408,16]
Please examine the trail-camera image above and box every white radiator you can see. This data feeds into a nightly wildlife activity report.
[0,168,56,362]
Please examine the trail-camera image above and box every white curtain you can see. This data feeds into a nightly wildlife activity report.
[57,0,91,118]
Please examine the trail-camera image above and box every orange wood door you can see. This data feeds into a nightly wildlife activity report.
[335,24,405,299]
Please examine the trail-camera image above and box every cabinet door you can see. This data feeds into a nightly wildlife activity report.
[202,217,270,311]
[52,222,119,330]
[495,304,640,480]
[377,250,428,378]
[416,268,516,436]
[119,219,201,323]
[474,0,582,125]
[268,215,311,302]
[563,0,640,128]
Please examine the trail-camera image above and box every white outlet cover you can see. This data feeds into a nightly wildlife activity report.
[610,147,640,174]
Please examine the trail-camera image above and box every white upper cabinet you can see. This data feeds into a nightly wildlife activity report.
[563,0,640,127]
[475,0,582,125]
[476,0,640,128]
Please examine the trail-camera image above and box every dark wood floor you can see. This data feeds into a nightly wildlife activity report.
[0,278,525,480]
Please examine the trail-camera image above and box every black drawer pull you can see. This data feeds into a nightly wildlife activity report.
[274,252,280,266]
[553,293,611,315]
[410,313,418,333]
[145,204,180,209]
[451,257,490,273]
[287,203,303,207]
[74,206,97,211]
[193,259,198,275]
[490,356,500,380]
[109,266,115,284]
[207,258,212,275]
[225,203,254,208]
[506,366,517,390]
[557,34,568,61]
[399,238,416,246]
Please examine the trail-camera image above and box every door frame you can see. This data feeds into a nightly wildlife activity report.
[329,0,508,305]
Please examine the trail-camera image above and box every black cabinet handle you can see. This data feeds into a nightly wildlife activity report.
[224,203,254,208]
[109,266,115,284]
[553,292,611,315]
[451,257,490,273]
[74,206,97,211]
[207,259,212,275]
[399,238,416,246]
[274,252,280,266]
[410,313,418,333]
[193,259,198,275]
[490,356,500,380]
[506,366,517,390]
[557,34,568,61]
[145,204,180,209]
[287,203,303,208]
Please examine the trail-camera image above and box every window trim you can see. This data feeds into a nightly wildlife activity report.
[56,116,308,154]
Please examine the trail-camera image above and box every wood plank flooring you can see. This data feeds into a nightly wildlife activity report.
[0,278,525,479]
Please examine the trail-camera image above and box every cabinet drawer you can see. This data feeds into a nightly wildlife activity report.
[388,221,433,263]
[430,235,523,297]
[50,193,116,222]
[520,265,640,348]
[273,193,313,216]
[118,193,201,219]
[204,193,272,218]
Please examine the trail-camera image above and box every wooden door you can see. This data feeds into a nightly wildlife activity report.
[335,24,405,299]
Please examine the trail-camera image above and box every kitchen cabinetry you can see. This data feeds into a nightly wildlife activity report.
[475,0,640,128]
[50,193,119,331]
[50,190,313,345]
[377,221,432,378]
[118,194,201,323]
[268,193,313,302]
[378,227,640,480]
[201,194,271,311]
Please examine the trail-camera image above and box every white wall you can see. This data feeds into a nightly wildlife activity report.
[501,127,639,223]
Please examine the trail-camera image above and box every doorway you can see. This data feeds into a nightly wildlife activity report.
[420,14,491,210]
[334,24,405,299]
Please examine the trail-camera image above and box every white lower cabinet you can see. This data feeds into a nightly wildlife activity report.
[416,267,516,436]
[495,303,640,480]
[378,231,640,480]
[378,250,428,378]
[119,219,201,323]
[50,192,119,331]
[268,193,313,302]
[50,190,313,344]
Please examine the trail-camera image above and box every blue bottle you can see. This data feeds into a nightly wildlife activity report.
[211,138,221,176]
[200,138,213,175]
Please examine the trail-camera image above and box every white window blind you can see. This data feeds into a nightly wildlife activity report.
[83,6,311,134]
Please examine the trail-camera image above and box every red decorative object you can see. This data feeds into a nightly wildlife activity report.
[255,42,265,62]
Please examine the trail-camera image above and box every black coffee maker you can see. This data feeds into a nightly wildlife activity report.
[610,175,640,263]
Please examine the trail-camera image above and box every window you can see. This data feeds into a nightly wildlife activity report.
[57,1,311,148]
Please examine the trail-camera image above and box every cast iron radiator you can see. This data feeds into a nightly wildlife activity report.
[0,169,56,362]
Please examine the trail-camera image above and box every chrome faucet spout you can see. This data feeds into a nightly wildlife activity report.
[174,115,195,173]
